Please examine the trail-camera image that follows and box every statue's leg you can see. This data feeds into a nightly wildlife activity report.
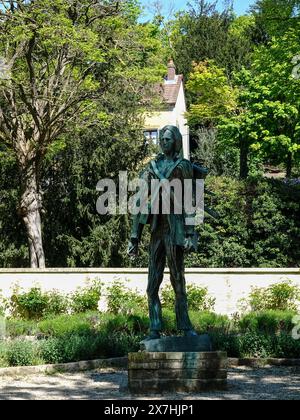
[166,237,193,332]
[147,232,166,333]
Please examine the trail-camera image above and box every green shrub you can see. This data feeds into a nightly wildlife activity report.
[106,281,147,315]
[44,290,69,317]
[8,287,69,320]
[96,331,142,358]
[0,341,8,367]
[38,313,94,338]
[39,338,65,364]
[6,319,38,338]
[9,287,49,320]
[161,284,216,312]
[239,310,296,334]
[71,281,102,314]
[190,311,231,334]
[161,309,177,334]
[100,313,149,335]
[210,332,240,357]
[274,333,300,359]
[236,332,275,358]
[246,282,300,312]
[6,339,40,367]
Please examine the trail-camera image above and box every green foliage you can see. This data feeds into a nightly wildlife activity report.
[238,310,296,334]
[0,150,28,267]
[0,309,300,367]
[235,331,275,358]
[9,288,50,320]
[161,284,216,312]
[169,2,255,81]
[220,25,300,176]
[38,313,94,338]
[6,319,38,338]
[70,281,102,314]
[6,282,102,320]
[0,0,165,268]
[8,287,69,320]
[245,283,300,312]
[6,339,40,367]
[106,281,148,315]
[185,176,300,268]
[186,60,237,127]
[252,0,300,38]
[191,128,240,177]
[44,290,69,317]
[39,338,66,365]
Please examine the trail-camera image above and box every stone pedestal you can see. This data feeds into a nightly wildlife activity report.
[128,351,228,394]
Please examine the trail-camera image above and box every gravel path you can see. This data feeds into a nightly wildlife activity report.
[0,367,299,400]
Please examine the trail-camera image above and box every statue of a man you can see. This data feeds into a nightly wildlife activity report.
[128,125,197,340]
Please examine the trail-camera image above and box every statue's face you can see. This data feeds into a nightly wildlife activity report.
[161,130,176,155]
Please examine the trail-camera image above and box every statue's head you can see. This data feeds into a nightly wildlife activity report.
[159,125,182,156]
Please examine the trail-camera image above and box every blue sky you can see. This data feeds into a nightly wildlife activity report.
[140,0,256,20]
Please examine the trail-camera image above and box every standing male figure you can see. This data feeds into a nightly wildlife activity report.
[128,125,197,340]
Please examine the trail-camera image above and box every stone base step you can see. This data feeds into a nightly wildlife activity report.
[128,351,228,394]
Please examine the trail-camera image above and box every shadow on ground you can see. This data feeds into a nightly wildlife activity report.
[0,367,299,400]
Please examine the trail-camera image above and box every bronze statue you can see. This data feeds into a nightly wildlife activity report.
[128,125,198,340]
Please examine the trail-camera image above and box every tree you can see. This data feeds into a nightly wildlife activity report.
[168,0,255,83]
[251,0,300,39]
[0,0,120,267]
[221,25,300,178]
[0,0,166,268]
[186,60,237,128]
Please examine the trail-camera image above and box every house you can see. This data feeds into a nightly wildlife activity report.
[144,60,190,159]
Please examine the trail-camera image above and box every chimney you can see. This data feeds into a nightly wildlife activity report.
[167,59,176,81]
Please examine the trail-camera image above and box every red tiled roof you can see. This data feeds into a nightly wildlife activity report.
[158,75,183,106]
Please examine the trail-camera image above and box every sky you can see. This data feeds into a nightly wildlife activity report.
[140,0,256,20]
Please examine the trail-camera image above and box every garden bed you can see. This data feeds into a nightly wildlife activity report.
[1,309,300,368]
[0,281,299,368]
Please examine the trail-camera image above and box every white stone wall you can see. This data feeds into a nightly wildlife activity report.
[0,268,299,316]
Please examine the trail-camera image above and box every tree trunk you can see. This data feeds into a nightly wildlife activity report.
[240,138,249,179]
[286,152,293,178]
[20,163,46,268]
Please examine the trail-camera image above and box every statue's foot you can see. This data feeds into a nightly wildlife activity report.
[143,331,161,341]
[184,329,198,338]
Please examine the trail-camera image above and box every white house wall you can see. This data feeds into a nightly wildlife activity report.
[175,82,189,159]
[144,82,190,159]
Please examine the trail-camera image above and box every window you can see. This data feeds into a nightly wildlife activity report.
[144,130,159,145]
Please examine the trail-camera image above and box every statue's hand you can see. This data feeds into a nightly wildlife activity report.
[184,236,195,254]
[128,238,139,258]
